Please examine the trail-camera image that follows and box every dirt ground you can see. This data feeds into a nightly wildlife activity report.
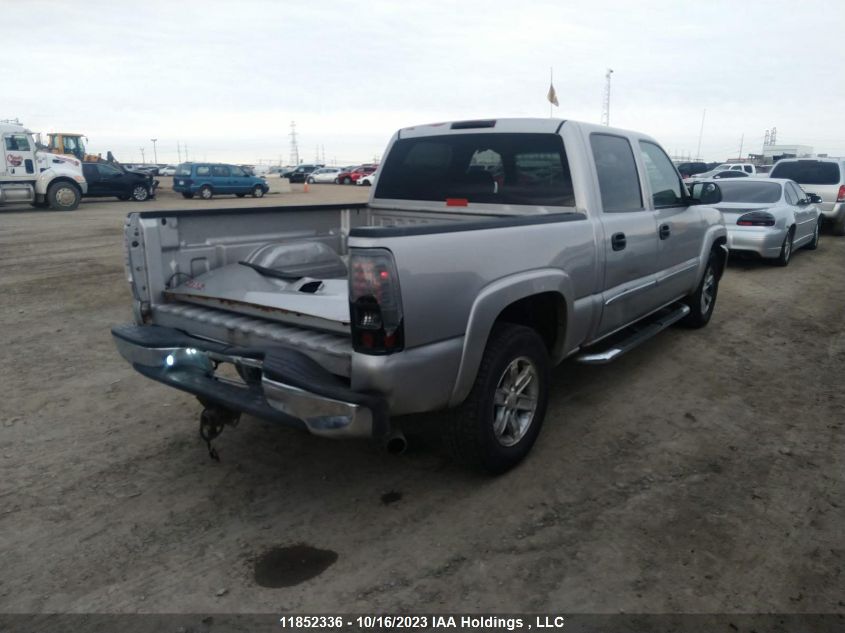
[0,183,842,616]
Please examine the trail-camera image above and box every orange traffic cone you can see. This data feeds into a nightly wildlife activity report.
[303,181,310,193]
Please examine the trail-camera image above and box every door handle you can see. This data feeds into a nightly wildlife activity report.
[659,224,671,240]
[611,232,627,251]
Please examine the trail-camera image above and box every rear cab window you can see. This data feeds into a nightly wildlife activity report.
[770,160,841,185]
[374,133,575,208]
[590,133,643,212]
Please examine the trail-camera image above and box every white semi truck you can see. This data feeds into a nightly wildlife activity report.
[0,119,87,210]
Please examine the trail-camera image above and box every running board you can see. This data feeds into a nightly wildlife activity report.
[575,304,691,365]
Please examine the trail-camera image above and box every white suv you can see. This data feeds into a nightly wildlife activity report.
[770,158,845,234]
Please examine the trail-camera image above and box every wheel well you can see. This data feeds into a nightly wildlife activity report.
[494,292,566,355]
[711,237,728,279]
[48,177,81,192]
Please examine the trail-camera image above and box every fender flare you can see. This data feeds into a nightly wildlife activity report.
[697,224,728,281]
[448,269,573,407]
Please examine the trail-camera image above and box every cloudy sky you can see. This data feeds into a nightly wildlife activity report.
[5,0,844,165]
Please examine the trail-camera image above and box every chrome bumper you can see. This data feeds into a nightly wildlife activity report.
[113,329,380,439]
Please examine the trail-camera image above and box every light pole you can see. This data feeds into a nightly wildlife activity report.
[140,147,146,164]
[150,138,158,164]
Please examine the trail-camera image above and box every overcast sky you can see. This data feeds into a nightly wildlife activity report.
[5,0,844,165]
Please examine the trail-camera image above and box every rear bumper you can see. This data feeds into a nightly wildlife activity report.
[726,226,785,258]
[818,202,844,222]
[112,324,388,439]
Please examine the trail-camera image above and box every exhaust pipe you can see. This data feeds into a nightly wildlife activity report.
[384,430,408,455]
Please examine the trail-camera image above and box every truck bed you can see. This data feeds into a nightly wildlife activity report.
[127,203,507,376]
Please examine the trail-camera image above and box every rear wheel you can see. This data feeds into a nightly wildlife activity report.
[47,181,80,211]
[444,323,549,474]
[182,192,194,199]
[333,177,340,184]
[251,185,265,198]
[199,185,213,200]
[343,177,352,184]
[805,218,821,250]
[833,215,845,236]
[681,251,720,328]
[775,228,794,266]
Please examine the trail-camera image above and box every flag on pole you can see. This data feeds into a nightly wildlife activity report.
[547,82,559,107]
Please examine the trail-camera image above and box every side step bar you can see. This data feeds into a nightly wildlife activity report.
[575,303,690,365]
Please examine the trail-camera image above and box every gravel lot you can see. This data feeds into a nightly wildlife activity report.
[1,183,842,615]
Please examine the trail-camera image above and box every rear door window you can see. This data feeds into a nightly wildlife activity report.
[211,165,230,177]
[590,133,643,212]
[770,161,841,185]
[638,141,684,207]
[196,165,210,176]
[375,132,575,207]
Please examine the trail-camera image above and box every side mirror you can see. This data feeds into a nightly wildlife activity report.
[688,181,722,205]
[807,193,823,204]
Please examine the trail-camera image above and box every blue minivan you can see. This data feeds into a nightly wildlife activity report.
[173,163,269,199]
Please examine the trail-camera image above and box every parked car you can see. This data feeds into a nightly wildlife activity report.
[712,170,749,179]
[307,167,343,183]
[81,162,156,201]
[284,164,320,183]
[172,162,269,199]
[113,117,728,473]
[159,165,177,176]
[336,165,377,184]
[676,161,711,179]
[687,163,758,181]
[357,171,377,186]
[691,178,821,266]
[769,158,845,235]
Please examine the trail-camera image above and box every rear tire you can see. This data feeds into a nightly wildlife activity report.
[805,218,821,250]
[833,215,845,236]
[775,228,794,266]
[444,323,549,474]
[681,252,719,328]
[333,177,340,184]
[343,177,351,184]
[47,181,81,211]
[199,185,213,200]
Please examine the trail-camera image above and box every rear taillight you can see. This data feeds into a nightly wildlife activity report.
[737,211,775,227]
[349,249,404,354]
[837,185,845,202]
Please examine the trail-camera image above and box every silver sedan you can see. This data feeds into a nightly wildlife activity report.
[690,178,821,266]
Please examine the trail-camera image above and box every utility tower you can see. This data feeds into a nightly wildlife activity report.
[601,68,614,126]
[289,121,300,166]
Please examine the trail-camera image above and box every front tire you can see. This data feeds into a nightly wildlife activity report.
[47,181,81,211]
[307,177,315,184]
[130,185,150,201]
[444,323,549,474]
[199,185,213,200]
[251,185,265,198]
[681,252,720,328]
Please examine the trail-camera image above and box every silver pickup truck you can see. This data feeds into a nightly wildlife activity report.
[113,118,728,473]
